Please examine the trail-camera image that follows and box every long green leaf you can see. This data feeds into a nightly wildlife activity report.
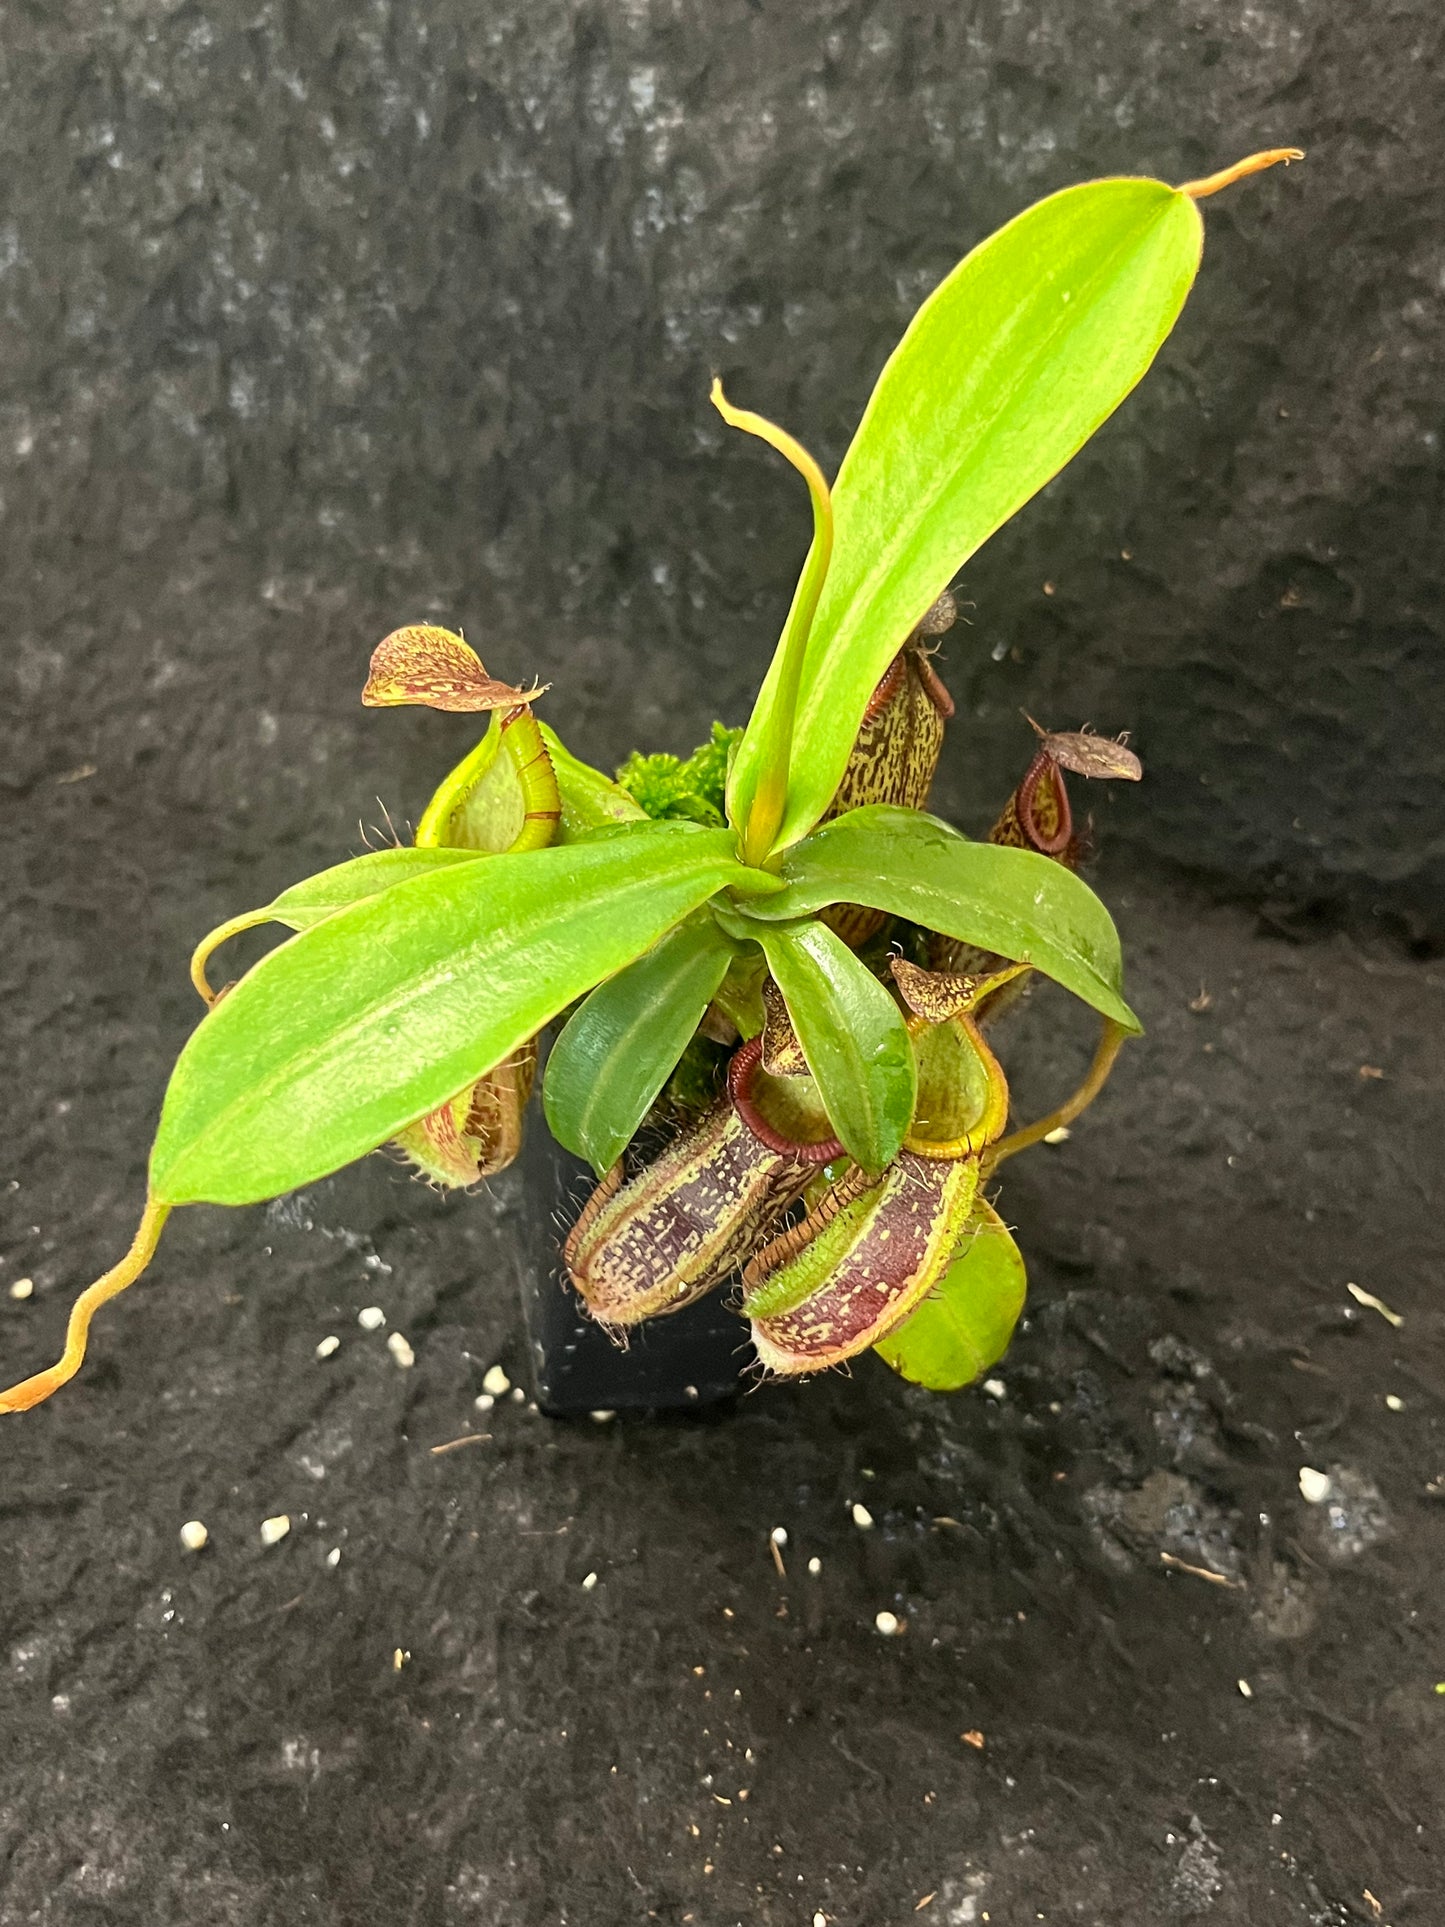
[739,806,1139,1033]
[153,825,776,1207]
[728,177,1203,849]
[544,913,738,1174]
[875,1200,1026,1390]
[258,847,486,929]
[189,847,492,1002]
[756,920,915,1174]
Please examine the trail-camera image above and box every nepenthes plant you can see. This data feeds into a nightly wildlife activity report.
[1,149,1299,1415]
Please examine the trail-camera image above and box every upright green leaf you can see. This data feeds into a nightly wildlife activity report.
[875,1200,1027,1390]
[739,806,1140,1033]
[756,920,915,1173]
[544,913,738,1174]
[153,824,777,1207]
[729,177,1203,849]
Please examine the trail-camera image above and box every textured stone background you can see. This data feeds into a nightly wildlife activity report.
[2,0,1442,939]
[3,6,1445,1926]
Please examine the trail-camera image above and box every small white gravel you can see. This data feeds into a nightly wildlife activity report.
[357,1306,386,1332]
[386,1331,415,1369]
[850,1502,874,1530]
[982,1377,1007,1399]
[590,1409,616,1423]
[1298,1466,1332,1505]
[259,1514,291,1546]
[581,1571,598,1592]
[179,1520,209,1552]
[1042,1125,1072,1144]
[8,1276,34,1300]
[473,1392,495,1413]
[1237,1679,1254,1698]
[315,1334,340,1359]
[874,1610,902,1637]
[1385,1394,1405,1412]
[326,1547,342,1568]
[481,1364,510,1397]
[509,1385,526,1404]
[807,1556,822,1576]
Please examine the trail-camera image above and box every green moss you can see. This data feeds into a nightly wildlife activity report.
[616,722,742,827]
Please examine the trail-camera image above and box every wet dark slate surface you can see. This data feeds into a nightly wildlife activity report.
[2,4,1443,1923]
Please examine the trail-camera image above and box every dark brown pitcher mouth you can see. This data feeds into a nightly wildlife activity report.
[727,1037,845,1164]
[861,639,956,727]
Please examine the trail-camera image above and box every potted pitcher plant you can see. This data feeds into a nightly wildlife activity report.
[0,150,1299,1420]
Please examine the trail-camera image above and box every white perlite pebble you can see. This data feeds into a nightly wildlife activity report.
[1298,1466,1332,1505]
[9,1276,34,1300]
[357,1306,385,1331]
[590,1409,616,1423]
[473,1393,495,1413]
[260,1514,291,1546]
[807,1557,822,1576]
[814,1913,828,1927]
[1385,1394,1405,1412]
[481,1364,510,1397]
[386,1331,415,1369]
[874,1610,902,1637]
[851,1503,874,1530]
[581,1571,599,1592]
[982,1377,1007,1399]
[510,1385,526,1403]
[326,1547,342,1568]
[1042,1125,1071,1144]
[315,1335,340,1359]
[1238,1679,1253,1699]
[179,1520,209,1552]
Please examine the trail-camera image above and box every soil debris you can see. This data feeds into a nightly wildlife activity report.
[1346,1282,1403,1327]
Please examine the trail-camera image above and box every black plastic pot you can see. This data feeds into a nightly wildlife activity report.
[514,1111,750,1416]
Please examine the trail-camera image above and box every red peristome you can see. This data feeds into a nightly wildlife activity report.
[727,1038,842,1164]
[564,1040,840,1329]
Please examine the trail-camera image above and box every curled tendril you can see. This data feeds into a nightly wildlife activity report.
[0,1200,172,1413]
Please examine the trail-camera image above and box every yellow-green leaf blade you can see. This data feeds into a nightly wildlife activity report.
[739,806,1140,1034]
[543,913,738,1175]
[152,825,762,1207]
[729,177,1203,849]
[756,919,916,1174]
[265,847,487,928]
